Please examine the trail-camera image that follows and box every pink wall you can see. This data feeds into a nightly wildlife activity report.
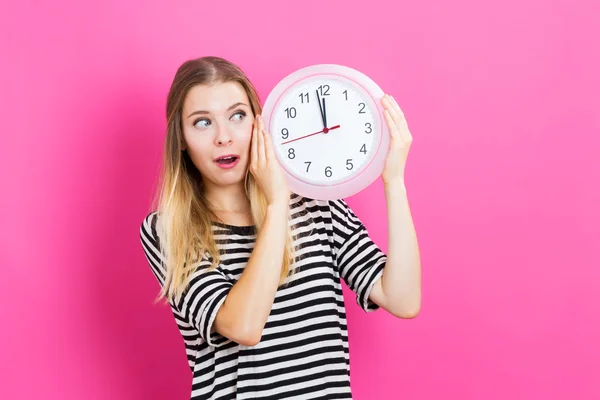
[1,0,598,399]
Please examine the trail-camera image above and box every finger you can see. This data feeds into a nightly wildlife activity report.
[384,109,400,140]
[263,124,275,163]
[388,95,405,121]
[391,99,412,139]
[257,115,266,163]
[384,95,412,141]
[382,95,401,125]
[251,115,258,167]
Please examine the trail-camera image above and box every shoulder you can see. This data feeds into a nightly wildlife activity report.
[141,210,159,226]
[140,211,160,240]
[327,198,351,215]
[291,193,351,217]
[290,192,335,213]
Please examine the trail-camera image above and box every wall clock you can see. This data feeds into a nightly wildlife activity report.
[262,64,390,200]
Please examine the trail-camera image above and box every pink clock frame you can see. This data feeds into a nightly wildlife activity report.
[262,64,390,201]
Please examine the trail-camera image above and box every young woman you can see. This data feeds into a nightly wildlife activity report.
[140,56,421,399]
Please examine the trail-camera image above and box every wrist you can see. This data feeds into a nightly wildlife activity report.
[384,179,406,193]
[267,198,289,211]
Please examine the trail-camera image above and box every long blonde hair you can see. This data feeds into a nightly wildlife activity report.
[149,56,299,305]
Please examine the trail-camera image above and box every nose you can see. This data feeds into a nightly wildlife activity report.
[214,122,233,146]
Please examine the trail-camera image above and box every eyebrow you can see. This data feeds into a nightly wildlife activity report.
[187,102,249,118]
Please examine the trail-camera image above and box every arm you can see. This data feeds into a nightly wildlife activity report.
[213,200,289,346]
[369,181,421,318]
[367,94,421,318]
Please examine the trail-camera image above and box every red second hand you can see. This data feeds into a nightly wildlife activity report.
[281,125,341,145]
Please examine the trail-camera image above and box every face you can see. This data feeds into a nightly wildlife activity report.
[181,81,254,190]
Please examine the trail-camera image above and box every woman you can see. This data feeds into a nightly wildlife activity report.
[140,56,421,399]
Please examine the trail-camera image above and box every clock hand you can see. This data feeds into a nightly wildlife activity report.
[281,125,341,145]
[323,97,328,129]
[316,90,327,129]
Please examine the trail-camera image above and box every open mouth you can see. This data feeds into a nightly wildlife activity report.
[215,156,239,165]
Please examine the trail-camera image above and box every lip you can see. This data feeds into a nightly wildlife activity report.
[214,154,241,170]
[213,154,240,162]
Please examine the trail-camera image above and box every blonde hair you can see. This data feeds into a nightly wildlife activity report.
[149,56,299,305]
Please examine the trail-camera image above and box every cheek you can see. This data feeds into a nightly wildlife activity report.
[183,137,212,168]
[236,121,254,143]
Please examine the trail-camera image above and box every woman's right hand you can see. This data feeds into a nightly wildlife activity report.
[249,114,290,206]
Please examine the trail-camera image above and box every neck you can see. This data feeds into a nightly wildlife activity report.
[202,181,250,212]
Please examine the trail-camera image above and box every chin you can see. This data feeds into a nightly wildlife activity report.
[214,167,246,182]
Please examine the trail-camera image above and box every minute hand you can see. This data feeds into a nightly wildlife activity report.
[322,97,328,129]
[316,90,327,129]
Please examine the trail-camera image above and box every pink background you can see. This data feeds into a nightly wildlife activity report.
[1,0,598,399]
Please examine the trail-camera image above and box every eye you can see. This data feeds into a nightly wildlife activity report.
[193,118,210,129]
[231,110,246,121]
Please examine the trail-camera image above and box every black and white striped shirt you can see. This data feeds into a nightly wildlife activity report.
[140,193,387,399]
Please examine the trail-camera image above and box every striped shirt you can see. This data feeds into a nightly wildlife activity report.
[140,193,387,399]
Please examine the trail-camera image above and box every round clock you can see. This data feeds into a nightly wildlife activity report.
[262,64,390,201]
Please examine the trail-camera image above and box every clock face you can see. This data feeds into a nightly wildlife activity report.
[269,75,380,186]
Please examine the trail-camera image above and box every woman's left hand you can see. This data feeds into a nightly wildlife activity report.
[381,93,413,185]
